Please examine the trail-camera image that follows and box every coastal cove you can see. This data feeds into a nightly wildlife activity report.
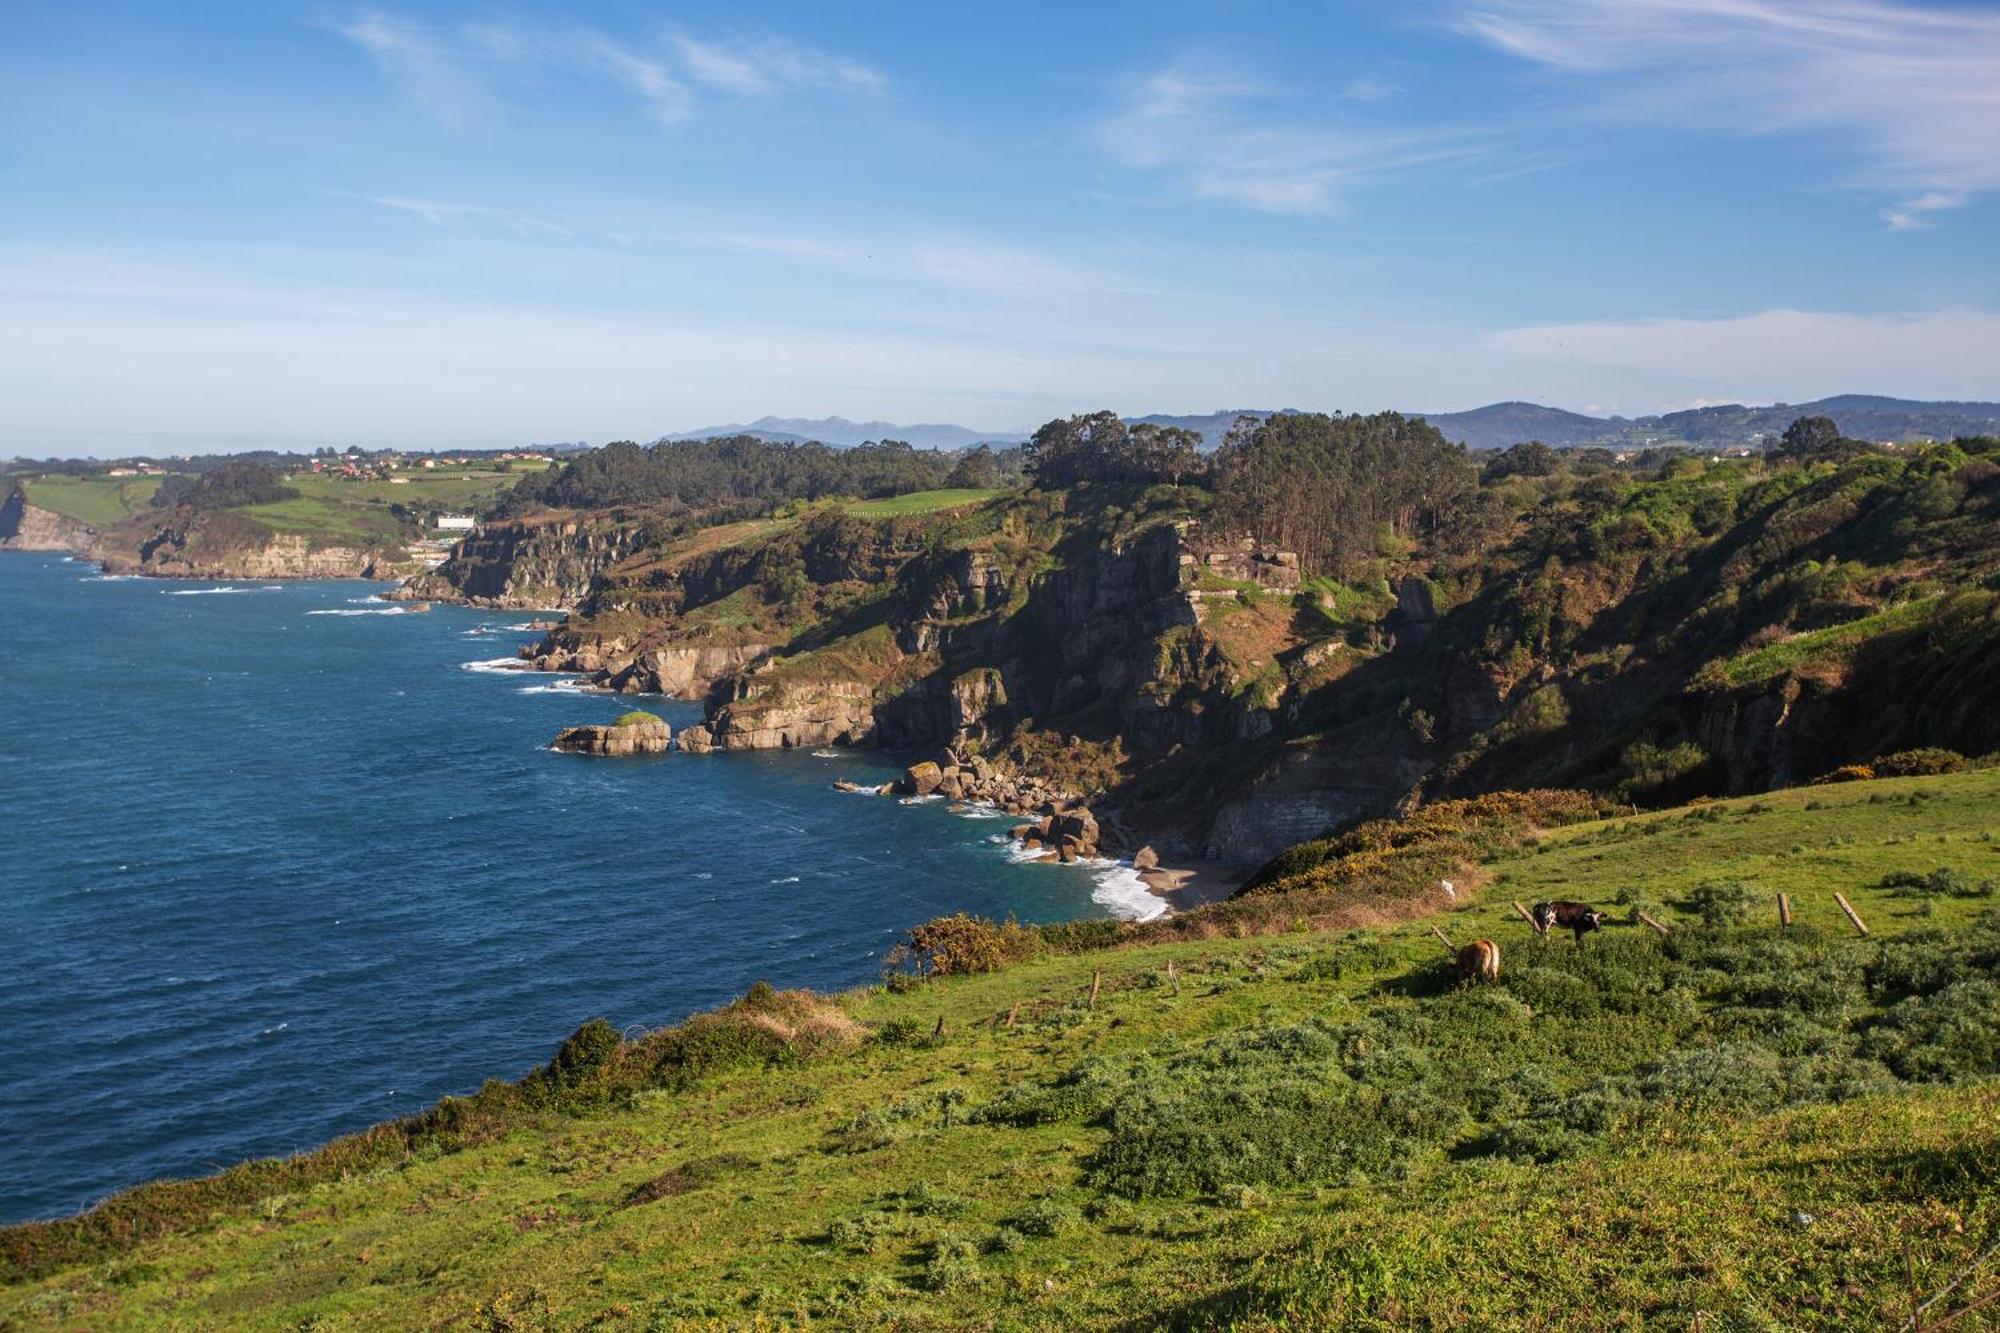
[0,555,1159,1224]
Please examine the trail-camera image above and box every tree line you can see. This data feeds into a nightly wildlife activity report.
[499,437,1025,518]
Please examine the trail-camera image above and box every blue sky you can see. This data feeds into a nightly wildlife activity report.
[3,0,1996,454]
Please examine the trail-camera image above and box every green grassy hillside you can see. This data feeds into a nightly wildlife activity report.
[20,474,164,527]
[5,770,1997,1329]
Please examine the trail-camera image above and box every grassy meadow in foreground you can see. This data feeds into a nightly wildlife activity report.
[3,769,1997,1330]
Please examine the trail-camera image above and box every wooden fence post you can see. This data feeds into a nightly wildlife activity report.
[1004,1001,1020,1029]
[1166,960,1179,996]
[1636,911,1671,936]
[1512,901,1542,932]
[1778,893,1792,928]
[1088,969,1102,1010]
[1429,924,1455,952]
[933,1014,946,1039]
[1834,893,1870,937]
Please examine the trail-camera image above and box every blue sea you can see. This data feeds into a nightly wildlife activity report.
[0,555,1156,1224]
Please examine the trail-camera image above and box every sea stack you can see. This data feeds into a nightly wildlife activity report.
[550,714,673,757]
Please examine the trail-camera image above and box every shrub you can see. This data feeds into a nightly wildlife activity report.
[890,913,1040,977]
[921,1238,984,1293]
[1863,980,2000,1081]
[1880,867,1993,899]
[976,1057,1130,1127]
[1812,763,1876,784]
[524,1018,625,1106]
[1003,1196,1083,1238]
[640,982,862,1087]
[1680,880,1757,926]
[825,1088,970,1153]
[1871,747,1969,777]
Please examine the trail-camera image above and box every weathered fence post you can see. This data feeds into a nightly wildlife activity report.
[1512,900,1541,932]
[1834,892,1870,937]
[1778,893,1792,928]
[1428,924,1454,952]
[1166,959,1179,996]
[1636,911,1671,936]
[1004,1001,1020,1029]
[1088,969,1102,1010]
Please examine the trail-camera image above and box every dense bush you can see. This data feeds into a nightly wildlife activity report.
[1680,880,1758,925]
[890,913,1040,977]
[1871,747,1971,777]
[151,461,299,510]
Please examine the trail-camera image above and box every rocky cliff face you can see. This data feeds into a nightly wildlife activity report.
[709,673,877,750]
[101,526,407,580]
[395,516,642,608]
[0,490,96,554]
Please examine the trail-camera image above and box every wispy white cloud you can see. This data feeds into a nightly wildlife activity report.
[327,13,881,132]
[334,12,486,130]
[1099,65,1483,214]
[671,33,883,97]
[1489,307,2000,400]
[1454,0,2000,225]
[370,196,576,238]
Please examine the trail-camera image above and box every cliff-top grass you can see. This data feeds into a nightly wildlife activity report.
[841,486,1002,517]
[19,473,165,527]
[611,710,663,728]
[6,769,1999,1329]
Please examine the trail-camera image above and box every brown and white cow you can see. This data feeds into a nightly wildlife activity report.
[1452,938,1501,984]
[1531,900,1606,943]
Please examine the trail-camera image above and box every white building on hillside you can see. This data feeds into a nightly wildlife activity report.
[434,514,476,532]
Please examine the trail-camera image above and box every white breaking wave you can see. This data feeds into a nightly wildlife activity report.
[770,876,802,884]
[898,794,942,806]
[983,832,1169,922]
[165,585,271,596]
[344,595,388,604]
[811,749,840,758]
[1086,859,1168,922]
[306,607,408,617]
[515,679,594,695]
[990,833,1049,864]
[953,803,1008,820]
[461,657,535,673]
[81,574,140,582]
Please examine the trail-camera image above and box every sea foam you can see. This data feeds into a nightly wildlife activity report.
[1086,859,1168,922]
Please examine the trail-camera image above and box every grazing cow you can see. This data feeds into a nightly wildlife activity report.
[1452,938,1501,985]
[1531,900,1606,943]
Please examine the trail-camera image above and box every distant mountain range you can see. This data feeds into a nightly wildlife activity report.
[663,416,1028,450]
[665,396,2000,454]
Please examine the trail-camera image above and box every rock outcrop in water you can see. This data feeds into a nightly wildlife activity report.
[550,718,674,756]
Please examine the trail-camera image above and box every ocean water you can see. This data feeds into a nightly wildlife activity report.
[0,555,1154,1224]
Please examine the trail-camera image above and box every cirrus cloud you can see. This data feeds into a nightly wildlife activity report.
[1454,0,2000,227]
